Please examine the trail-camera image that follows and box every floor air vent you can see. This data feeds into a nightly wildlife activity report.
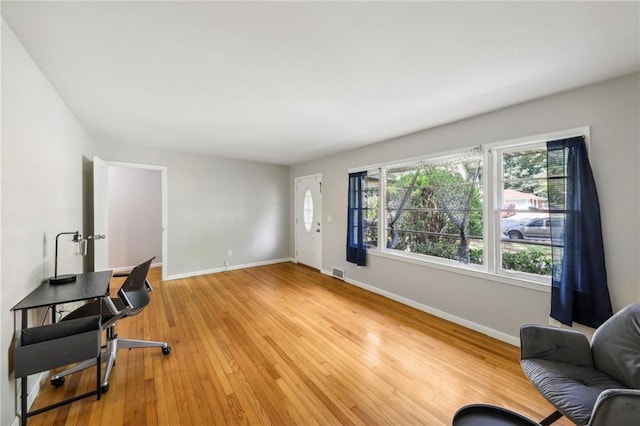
[331,267,345,280]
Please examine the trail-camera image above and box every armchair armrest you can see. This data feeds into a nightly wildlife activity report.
[520,324,593,367]
[588,389,640,426]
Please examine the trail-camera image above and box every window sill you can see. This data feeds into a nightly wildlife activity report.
[367,249,551,293]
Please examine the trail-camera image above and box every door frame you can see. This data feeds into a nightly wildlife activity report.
[98,159,169,281]
[294,173,322,270]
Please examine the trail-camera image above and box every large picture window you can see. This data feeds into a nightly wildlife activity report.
[384,148,483,264]
[349,128,593,284]
[348,128,612,326]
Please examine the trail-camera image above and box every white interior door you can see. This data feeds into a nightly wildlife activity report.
[295,175,322,270]
[93,156,109,271]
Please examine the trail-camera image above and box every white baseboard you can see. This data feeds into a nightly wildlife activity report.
[165,258,294,281]
[111,261,163,273]
[321,269,519,346]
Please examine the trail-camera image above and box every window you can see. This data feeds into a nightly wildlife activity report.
[384,148,483,264]
[303,188,314,232]
[497,143,557,278]
[349,128,589,285]
[347,171,367,266]
[364,170,380,248]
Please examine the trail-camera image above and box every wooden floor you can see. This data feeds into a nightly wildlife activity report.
[26,262,569,425]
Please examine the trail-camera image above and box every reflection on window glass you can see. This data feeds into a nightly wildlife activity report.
[303,188,313,232]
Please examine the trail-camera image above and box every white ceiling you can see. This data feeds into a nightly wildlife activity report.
[2,1,639,165]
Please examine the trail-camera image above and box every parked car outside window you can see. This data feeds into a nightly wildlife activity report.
[502,217,563,240]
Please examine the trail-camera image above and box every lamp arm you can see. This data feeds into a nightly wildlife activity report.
[54,231,80,278]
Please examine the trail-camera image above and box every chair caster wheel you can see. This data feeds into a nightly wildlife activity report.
[101,384,109,393]
[51,377,65,387]
[162,346,171,355]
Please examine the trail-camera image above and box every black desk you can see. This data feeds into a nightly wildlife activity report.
[11,270,112,425]
[13,270,113,322]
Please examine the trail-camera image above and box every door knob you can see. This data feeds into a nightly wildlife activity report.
[86,234,106,240]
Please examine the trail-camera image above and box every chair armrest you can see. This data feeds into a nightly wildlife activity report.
[103,296,130,317]
[520,324,593,367]
[588,389,640,426]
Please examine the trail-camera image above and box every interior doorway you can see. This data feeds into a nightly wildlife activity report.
[93,157,168,280]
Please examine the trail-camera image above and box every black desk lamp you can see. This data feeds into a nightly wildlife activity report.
[49,231,82,285]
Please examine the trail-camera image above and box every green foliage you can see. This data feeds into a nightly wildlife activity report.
[412,239,483,265]
[503,150,547,198]
[468,247,483,264]
[415,238,457,261]
[502,248,552,275]
[386,164,483,264]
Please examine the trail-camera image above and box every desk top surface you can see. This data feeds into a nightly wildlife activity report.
[12,270,113,311]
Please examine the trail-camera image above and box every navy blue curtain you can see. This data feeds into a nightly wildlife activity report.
[547,136,612,327]
[347,171,367,266]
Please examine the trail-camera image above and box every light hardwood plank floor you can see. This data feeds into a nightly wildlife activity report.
[26,262,569,425]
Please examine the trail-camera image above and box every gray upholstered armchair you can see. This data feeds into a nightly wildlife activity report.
[520,303,640,425]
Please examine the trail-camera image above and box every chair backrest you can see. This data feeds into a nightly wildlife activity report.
[591,303,640,389]
[117,257,155,312]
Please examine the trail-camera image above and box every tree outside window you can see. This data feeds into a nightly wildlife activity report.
[384,149,483,265]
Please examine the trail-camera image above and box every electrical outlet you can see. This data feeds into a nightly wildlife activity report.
[227,249,233,256]
[224,260,230,266]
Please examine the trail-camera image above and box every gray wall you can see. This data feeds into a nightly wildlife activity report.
[291,73,640,343]
[94,141,290,278]
[1,21,92,426]
[108,165,163,269]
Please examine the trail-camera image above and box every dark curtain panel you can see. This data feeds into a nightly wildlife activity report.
[347,171,367,266]
[547,136,612,327]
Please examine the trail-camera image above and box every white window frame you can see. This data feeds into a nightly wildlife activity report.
[348,126,590,291]
[489,140,550,285]
[364,167,382,249]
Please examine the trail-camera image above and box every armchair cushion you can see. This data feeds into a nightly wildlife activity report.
[520,324,593,367]
[591,303,640,389]
[521,359,627,425]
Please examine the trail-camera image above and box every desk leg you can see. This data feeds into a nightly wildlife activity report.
[20,310,27,426]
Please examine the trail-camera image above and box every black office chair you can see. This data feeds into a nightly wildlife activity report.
[50,257,171,392]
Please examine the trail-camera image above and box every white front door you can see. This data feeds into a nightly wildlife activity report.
[295,175,322,270]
